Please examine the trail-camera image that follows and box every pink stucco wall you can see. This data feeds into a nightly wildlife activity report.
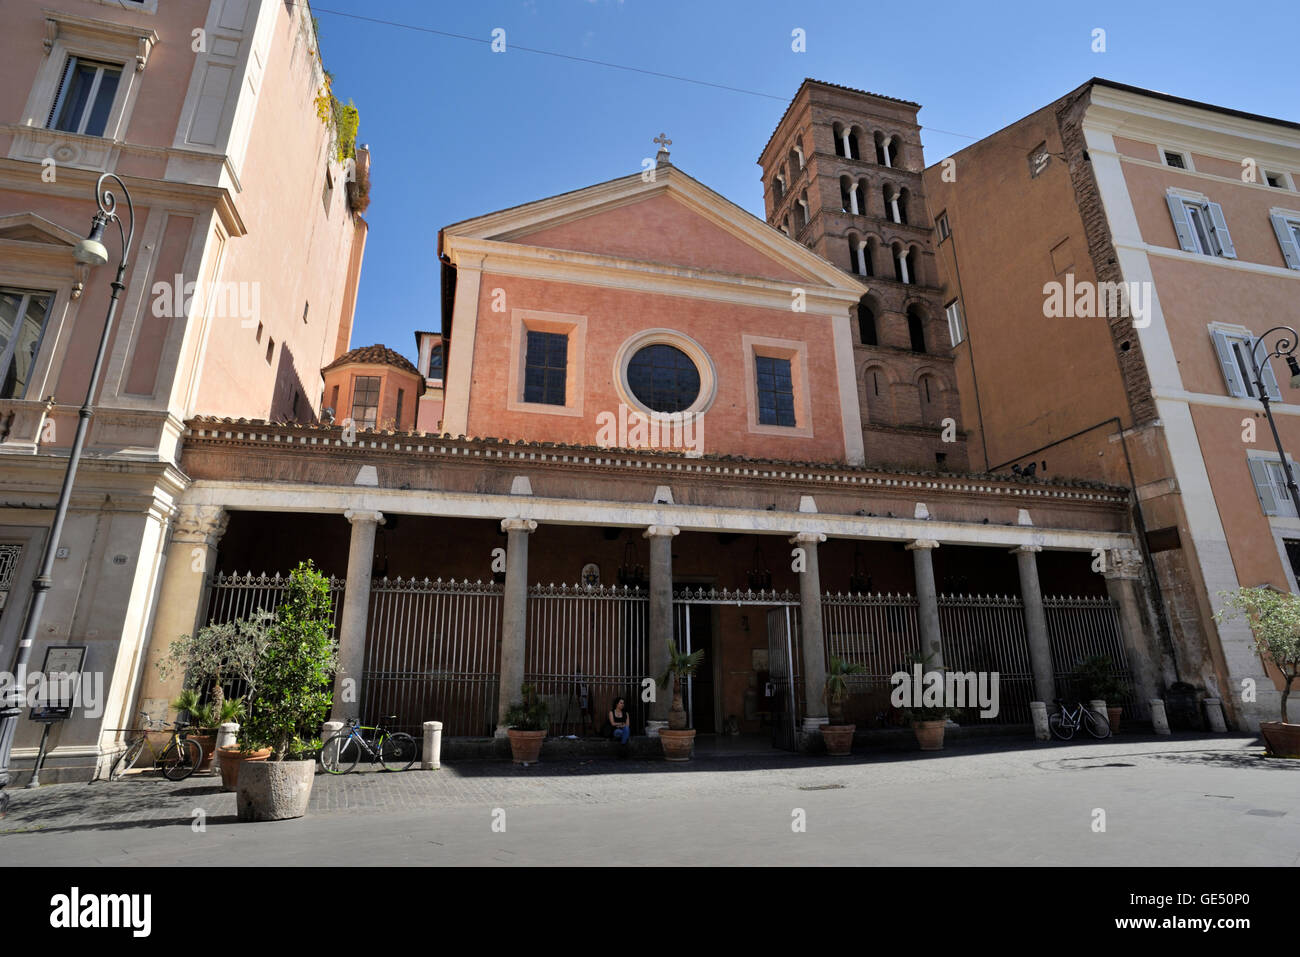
[462,272,848,461]
[518,193,806,281]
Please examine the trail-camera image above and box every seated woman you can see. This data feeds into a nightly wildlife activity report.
[608,697,631,745]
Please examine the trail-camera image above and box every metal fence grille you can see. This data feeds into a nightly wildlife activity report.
[820,592,1125,727]
[823,592,920,729]
[1045,594,1140,717]
[363,578,503,737]
[205,571,346,629]
[524,584,648,736]
[938,594,1035,725]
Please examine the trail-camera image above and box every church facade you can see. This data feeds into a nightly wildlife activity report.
[137,87,1167,756]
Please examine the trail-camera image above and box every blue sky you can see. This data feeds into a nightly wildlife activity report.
[312,0,1300,360]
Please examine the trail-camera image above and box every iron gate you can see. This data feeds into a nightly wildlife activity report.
[669,587,801,748]
[766,605,802,751]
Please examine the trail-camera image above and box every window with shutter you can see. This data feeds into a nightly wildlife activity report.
[1210,327,1283,400]
[1211,328,1248,397]
[1252,457,1300,517]
[1270,212,1300,270]
[1206,203,1236,258]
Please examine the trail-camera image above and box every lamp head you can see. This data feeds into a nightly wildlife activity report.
[73,213,110,267]
[1287,355,1300,390]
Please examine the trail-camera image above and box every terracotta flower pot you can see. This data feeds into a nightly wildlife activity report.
[1106,707,1122,734]
[236,759,315,822]
[819,724,855,756]
[218,746,271,791]
[507,729,546,765]
[659,728,696,761]
[1260,721,1300,758]
[912,720,946,751]
[190,734,216,772]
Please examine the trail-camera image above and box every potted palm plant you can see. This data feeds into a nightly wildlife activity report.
[235,561,338,821]
[1217,586,1300,757]
[504,683,549,765]
[657,639,704,761]
[821,655,866,756]
[170,689,245,772]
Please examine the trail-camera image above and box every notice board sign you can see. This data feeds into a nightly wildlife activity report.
[29,645,86,722]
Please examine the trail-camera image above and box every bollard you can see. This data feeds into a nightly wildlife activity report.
[1088,700,1109,736]
[321,720,343,768]
[1030,701,1050,741]
[422,721,443,770]
[1150,698,1170,734]
[214,722,239,774]
[1203,698,1227,733]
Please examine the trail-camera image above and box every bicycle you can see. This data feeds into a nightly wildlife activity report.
[108,712,204,781]
[1048,699,1111,740]
[319,716,418,774]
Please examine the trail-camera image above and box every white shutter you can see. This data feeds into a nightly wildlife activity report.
[1211,329,1247,397]
[1207,202,1236,258]
[1270,212,1300,270]
[1249,458,1281,515]
[1166,193,1198,252]
[1255,339,1283,400]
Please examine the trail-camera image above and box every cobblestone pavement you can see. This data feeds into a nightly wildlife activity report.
[0,733,1285,836]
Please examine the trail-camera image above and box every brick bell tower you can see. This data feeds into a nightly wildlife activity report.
[758,79,967,471]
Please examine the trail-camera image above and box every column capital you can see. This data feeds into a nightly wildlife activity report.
[906,539,940,551]
[171,504,229,548]
[643,525,679,539]
[788,531,827,545]
[1010,544,1043,555]
[501,517,538,534]
[1102,547,1144,580]
[344,509,385,526]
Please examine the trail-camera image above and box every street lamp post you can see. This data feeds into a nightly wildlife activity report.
[1248,326,1300,519]
[0,173,134,805]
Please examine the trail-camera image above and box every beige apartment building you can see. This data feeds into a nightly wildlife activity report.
[0,0,368,782]
[924,78,1300,729]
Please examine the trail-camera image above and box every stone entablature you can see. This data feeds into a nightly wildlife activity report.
[182,417,1133,551]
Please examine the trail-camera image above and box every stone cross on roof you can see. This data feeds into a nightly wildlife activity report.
[654,132,671,167]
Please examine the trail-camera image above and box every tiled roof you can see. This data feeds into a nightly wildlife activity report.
[322,344,418,374]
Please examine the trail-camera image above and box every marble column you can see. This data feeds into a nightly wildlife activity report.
[644,525,679,728]
[907,539,944,670]
[495,518,537,733]
[137,505,230,720]
[1102,547,1162,710]
[791,532,829,729]
[1012,544,1056,704]
[333,509,383,720]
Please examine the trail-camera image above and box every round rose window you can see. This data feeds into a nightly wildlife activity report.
[626,344,701,413]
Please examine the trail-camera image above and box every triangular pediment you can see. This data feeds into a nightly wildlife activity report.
[0,213,81,247]
[442,166,866,292]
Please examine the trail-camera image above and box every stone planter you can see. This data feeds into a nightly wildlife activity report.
[218,746,271,792]
[912,720,946,751]
[1107,707,1122,734]
[819,724,855,756]
[659,728,696,761]
[236,759,315,822]
[1260,721,1300,758]
[507,729,546,765]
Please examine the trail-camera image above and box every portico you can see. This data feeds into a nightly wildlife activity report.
[140,417,1155,748]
